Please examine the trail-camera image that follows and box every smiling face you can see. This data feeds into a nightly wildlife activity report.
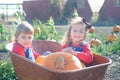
[70,23,86,43]
[17,33,33,48]
[14,21,34,48]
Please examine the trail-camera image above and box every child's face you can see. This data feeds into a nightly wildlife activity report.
[17,33,33,48]
[70,23,86,43]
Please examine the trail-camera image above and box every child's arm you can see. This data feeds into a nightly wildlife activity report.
[75,43,93,64]
[61,43,93,64]
[31,46,41,59]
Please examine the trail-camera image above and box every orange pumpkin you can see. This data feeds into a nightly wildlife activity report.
[107,33,117,42]
[36,55,46,64]
[40,52,85,71]
[90,38,102,46]
[113,25,120,32]
[89,26,95,33]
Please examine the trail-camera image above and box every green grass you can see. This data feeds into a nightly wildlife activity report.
[0,59,17,80]
[90,32,120,55]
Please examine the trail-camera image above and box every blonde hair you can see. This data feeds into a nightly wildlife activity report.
[14,21,34,40]
[61,17,90,45]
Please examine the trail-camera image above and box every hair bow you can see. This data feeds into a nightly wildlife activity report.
[82,18,91,29]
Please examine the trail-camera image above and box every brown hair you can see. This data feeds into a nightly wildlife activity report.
[14,21,34,40]
[61,17,91,45]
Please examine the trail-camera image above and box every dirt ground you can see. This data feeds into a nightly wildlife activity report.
[104,54,120,80]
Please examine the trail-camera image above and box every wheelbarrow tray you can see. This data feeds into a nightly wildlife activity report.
[6,40,112,80]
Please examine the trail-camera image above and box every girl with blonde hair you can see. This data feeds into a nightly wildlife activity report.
[61,17,93,66]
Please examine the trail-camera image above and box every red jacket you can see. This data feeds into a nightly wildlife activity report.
[62,41,93,64]
[12,42,40,59]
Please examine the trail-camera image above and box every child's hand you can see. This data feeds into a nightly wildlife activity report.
[62,47,77,56]
[62,47,72,52]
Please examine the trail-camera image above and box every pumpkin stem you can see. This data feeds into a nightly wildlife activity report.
[55,56,66,70]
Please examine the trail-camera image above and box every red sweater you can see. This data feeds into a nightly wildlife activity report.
[62,41,93,64]
[12,42,40,59]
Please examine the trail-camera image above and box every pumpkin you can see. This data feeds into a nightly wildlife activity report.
[89,26,95,33]
[90,38,102,46]
[107,33,117,42]
[36,55,46,64]
[113,25,120,32]
[40,52,85,71]
[34,26,41,34]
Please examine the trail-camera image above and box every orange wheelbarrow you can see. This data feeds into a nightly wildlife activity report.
[6,40,112,80]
